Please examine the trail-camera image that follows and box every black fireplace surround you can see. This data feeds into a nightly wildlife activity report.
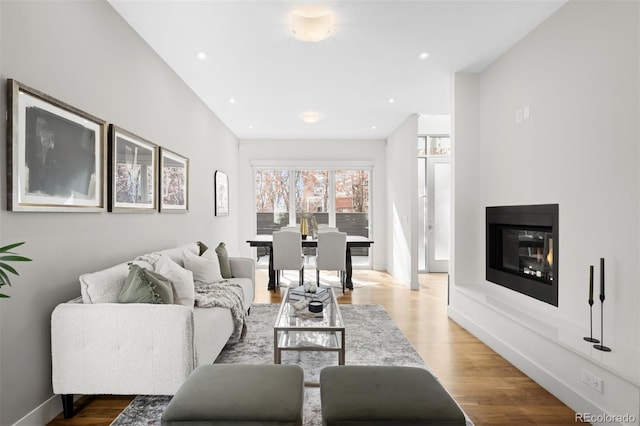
[486,204,559,306]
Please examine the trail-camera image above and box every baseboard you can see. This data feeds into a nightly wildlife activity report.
[12,394,76,426]
[448,305,635,426]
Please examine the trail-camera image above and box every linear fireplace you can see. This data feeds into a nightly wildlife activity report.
[486,204,559,306]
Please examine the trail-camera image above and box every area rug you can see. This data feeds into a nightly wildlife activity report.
[111,304,471,425]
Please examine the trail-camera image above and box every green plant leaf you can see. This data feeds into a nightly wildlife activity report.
[0,254,31,262]
[0,293,9,298]
[0,268,12,286]
[0,242,25,253]
[0,262,19,276]
[0,255,31,262]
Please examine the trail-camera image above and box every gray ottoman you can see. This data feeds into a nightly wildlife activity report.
[162,364,304,426]
[320,366,466,426]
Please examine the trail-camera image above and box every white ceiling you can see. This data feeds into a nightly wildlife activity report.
[108,0,567,140]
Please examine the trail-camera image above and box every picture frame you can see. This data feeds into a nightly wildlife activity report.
[6,79,106,212]
[215,170,229,216]
[108,125,158,212]
[159,147,189,212]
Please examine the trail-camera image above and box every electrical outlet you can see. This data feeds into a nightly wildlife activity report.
[582,370,603,392]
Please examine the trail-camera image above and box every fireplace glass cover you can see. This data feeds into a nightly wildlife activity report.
[498,227,553,283]
[486,204,558,306]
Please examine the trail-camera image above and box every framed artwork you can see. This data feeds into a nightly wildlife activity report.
[159,147,189,212]
[108,125,158,212]
[215,170,229,216]
[6,79,106,212]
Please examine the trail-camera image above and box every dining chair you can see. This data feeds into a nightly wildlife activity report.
[280,226,299,231]
[316,231,347,293]
[317,226,339,233]
[272,230,305,289]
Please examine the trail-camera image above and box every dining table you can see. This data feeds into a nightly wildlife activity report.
[246,235,374,291]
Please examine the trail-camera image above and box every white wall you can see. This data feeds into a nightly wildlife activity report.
[237,139,387,271]
[418,114,451,135]
[386,115,419,289]
[0,1,240,424]
[449,0,639,422]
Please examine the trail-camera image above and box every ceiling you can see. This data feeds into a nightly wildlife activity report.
[108,0,567,140]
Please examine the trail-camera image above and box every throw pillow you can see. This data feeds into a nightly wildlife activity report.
[119,263,174,304]
[197,241,209,256]
[155,253,195,307]
[183,249,223,284]
[215,242,233,278]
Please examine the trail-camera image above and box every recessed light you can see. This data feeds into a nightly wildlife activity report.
[228,98,236,104]
[248,124,254,129]
[388,98,396,103]
[370,125,376,130]
[418,51,431,60]
[196,51,207,60]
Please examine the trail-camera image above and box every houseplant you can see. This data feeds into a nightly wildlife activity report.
[0,242,32,298]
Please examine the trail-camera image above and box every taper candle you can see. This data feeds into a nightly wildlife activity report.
[588,265,594,303]
[599,258,605,301]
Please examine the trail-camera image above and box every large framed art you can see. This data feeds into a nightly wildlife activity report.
[159,148,189,212]
[214,170,229,216]
[6,79,106,212]
[108,125,158,212]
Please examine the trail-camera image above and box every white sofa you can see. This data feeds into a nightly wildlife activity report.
[51,243,255,418]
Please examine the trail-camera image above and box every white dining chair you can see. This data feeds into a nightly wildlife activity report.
[317,226,339,233]
[280,226,299,231]
[272,230,305,288]
[316,231,347,293]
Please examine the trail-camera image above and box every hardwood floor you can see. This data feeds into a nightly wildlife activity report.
[48,269,582,425]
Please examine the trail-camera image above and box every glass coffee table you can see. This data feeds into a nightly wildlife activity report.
[274,286,345,372]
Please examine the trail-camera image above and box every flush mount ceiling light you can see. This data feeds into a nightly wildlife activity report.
[290,10,333,42]
[300,111,323,123]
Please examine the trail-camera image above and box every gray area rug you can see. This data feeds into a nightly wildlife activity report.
[112,303,470,425]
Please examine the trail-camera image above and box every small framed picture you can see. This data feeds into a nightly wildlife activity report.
[7,79,106,212]
[215,170,229,216]
[159,147,189,212]
[108,125,158,212]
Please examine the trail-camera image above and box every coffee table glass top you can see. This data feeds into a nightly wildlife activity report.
[274,286,344,350]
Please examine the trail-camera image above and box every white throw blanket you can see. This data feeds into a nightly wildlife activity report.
[195,281,246,343]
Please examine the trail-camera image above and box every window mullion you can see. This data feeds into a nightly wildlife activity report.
[289,169,296,226]
[329,170,336,227]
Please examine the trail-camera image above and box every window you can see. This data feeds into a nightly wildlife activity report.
[254,166,371,264]
[294,170,329,225]
[255,169,290,233]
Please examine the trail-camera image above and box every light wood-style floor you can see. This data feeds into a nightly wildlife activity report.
[49,269,582,425]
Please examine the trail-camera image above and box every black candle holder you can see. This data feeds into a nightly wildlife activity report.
[583,300,600,343]
[584,265,600,343]
[593,258,611,352]
[593,297,611,352]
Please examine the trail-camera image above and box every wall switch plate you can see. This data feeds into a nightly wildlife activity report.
[523,105,530,120]
[582,369,603,392]
[515,109,523,123]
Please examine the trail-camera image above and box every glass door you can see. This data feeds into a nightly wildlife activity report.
[417,136,450,273]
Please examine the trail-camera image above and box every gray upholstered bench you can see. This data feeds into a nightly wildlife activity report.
[320,365,466,426]
[161,364,304,426]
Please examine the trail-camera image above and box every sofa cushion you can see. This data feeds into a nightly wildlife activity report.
[119,264,174,304]
[161,243,199,267]
[214,242,233,279]
[184,250,223,284]
[156,253,195,307]
[197,241,208,256]
[80,260,153,304]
